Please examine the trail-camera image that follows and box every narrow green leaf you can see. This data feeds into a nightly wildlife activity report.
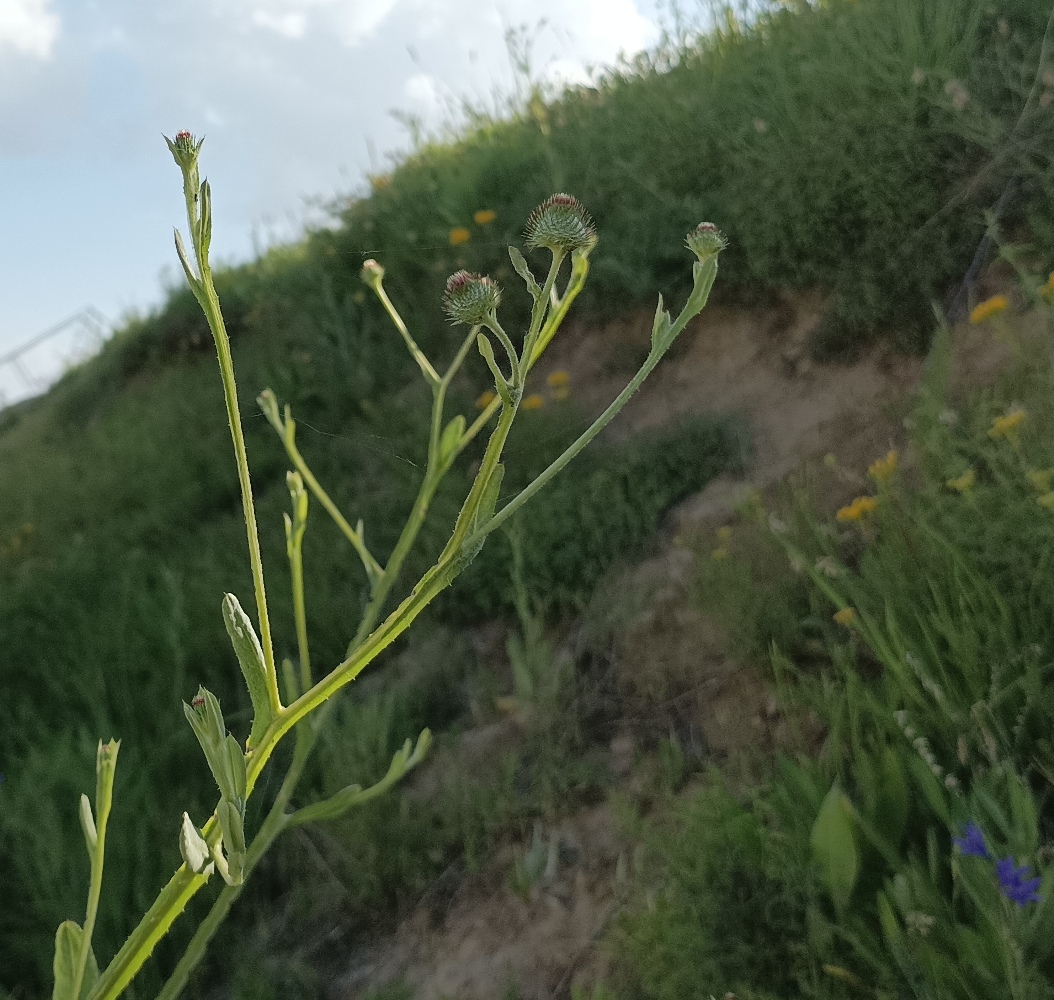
[476,334,512,407]
[876,746,909,847]
[173,229,200,293]
[907,756,951,825]
[439,415,466,466]
[459,464,504,566]
[52,922,98,1000]
[199,180,212,257]
[508,246,541,300]
[222,593,275,750]
[811,784,859,912]
[650,293,671,349]
[216,799,246,886]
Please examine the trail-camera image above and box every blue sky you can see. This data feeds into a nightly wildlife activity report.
[0,0,665,402]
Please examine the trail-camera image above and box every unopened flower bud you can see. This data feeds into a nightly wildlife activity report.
[166,130,203,172]
[524,193,597,253]
[179,812,214,877]
[443,270,501,325]
[360,258,385,289]
[685,222,728,263]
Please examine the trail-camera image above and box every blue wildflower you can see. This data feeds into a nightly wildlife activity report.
[996,858,1043,907]
[953,821,991,860]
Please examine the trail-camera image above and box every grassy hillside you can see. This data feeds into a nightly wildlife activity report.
[3,0,1054,996]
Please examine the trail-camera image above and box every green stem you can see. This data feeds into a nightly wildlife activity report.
[252,401,521,772]
[473,256,715,547]
[153,733,312,1000]
[454,255,587,459]
[74,839,106,999]
[374,283,439,385]
[88,867,210,1000]
[290,534,312,695]
[282,426,383,586]
[474,347,662,545]
[521,253,564,369]
[346,325,478,655]
[73,750,118,1000]
[189,193,280,715]
[152,320,477,995]
[527,251,590,371]
[484,317,521,387]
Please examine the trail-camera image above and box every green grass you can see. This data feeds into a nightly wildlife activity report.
[611,289,1054,998]
[5,0,1054,994]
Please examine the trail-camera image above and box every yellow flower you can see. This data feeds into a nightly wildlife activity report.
[835,496,878,522]
[521,393,545,411]
[1038,492,1054,512]
[449,227,471,246]
[988,407,1027,440]
[1028,468,1054,493]
[969,294,1009,324]
[868,449,898,483]
[833,608,857,627]
[946,468,975,493]
[473,209,497,225]
[546,370,571,401]
[823,453,838,468]
[716,525,733,542]
[475,390,496,410]
[711,546,730,561]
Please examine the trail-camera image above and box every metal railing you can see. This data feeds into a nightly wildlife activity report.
[0,307,110,405]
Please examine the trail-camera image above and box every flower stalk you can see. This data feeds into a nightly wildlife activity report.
[73,136,726,1000]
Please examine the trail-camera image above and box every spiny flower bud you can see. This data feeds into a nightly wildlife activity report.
[443,270,501,325]
[166,130,203,172]
[360,258,385,289]
[524,193,597,253]
[685,222,728,263]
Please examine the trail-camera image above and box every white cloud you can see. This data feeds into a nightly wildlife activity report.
[251,9,307,38]
[402,71,443,120]
[572,0,655,58]
[0,0,60,58]
[330,0,401,47]
[244,0,401,45]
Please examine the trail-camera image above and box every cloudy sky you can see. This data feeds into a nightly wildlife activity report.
[0,0,666,402]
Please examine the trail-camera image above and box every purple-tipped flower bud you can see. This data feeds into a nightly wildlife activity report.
[685,222,728,263]
[524,193,597,253]
[443,270,501,325]
[360,258,385,289]
[166,129,204,173]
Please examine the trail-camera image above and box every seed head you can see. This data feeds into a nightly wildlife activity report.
[443,270,501,325]
[524,193,596,253]
[685,222,728,263]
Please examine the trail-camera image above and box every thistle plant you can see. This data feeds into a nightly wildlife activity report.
[50,132,725,1000]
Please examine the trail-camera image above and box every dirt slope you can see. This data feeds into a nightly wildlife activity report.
[335,293,1008,1000]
